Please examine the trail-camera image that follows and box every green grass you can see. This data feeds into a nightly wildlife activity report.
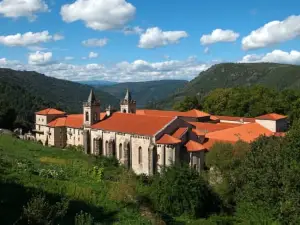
[0,134,150,225]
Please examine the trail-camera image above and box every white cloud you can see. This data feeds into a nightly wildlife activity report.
[88,52,98,58]
[53,34,64,41]
[123,26,144,35]
[0,0,48,21]
[242,15,300,50]
[28,51,52,65]
[65,56,74,60]
[82,38,108,47]
[240,50,300,65]
[0,31,63,47]
[200,29,239,45]
[27,46,48,51]
[60,0,136,31]
[0,56,212,82]
[138,27,188,49]
[204,47,209,54]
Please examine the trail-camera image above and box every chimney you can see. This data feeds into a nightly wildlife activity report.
[106,105,112,117]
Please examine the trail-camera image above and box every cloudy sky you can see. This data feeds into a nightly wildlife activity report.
[0,0,300,82]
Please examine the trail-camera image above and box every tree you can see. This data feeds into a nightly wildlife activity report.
[205,141,249,212]
[150,165,220,218]
[173,96,201,112]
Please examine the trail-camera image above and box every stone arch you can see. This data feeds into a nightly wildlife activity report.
[148,144,157,175]
[119,143,123,161]
[108,138,116,157]
[94,137,102,155]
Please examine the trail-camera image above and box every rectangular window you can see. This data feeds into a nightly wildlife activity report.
[73,129,75,134]
[85,111,89,122]
[138,147,142,164]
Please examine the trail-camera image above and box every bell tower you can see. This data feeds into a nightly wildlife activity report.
[83,89,101,127]
[120,89,136,113]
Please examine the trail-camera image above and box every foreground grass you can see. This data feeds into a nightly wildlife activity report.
[0,134,150,225]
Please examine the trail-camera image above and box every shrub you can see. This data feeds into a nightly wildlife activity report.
[21,194,69,225]
[108,170,137,203]
[150,165,220,218]
[74,211,94,225]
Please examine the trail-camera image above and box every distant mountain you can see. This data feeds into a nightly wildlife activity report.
[159,63,300,109]
[78,80,118,86]
[101,80,188,107]
[0,68,119,130]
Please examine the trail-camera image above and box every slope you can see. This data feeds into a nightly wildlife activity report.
[160,63,300,109]
[101,80,188,107]
[0,68,119,129]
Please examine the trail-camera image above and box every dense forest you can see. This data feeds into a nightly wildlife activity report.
[174,85,300,124]
[160,62,300,109]
[0,68,119,131]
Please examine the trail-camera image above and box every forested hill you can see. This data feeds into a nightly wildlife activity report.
[159,63,300,109]
[101,80,188,107]
[0,68,119,130]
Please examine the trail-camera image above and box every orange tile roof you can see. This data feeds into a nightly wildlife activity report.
[48,113,107,129]
[185,140,206,152]
[189,122,241,133]
[202,139,235,150]
[216,115,255,123]
[210,115,220,121]
[192,128,205,136]
[172,127,188,139]
[36,108,66,115]
[136,109,210,118]
[205,123,274,143]
[91,112,175,136]
[157,134,181,144]
[274,132,286,137]
[255,113,287,121]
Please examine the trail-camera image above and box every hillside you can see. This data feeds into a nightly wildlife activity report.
[0,68,119,130]
[101,80,188,107]
[160,63,300,109]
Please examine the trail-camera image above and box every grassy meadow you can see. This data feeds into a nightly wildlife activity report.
[0,134,154,225]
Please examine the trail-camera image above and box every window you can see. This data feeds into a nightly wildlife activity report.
[60,128,62,134]
[85,111,89,122]
[94,112,97,121]
[73,129,75,134]
[138,146,142,164]
[123,109,127,113]
[105,141,109,155]
[78,137,80,142]
[78,130,80,135]
[119,143,123,160]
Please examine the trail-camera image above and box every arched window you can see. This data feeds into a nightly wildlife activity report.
[85,111,89,122]
[105,140,108,155]
[119,143,123,160]
[138,146,142,164]
[94,112,97,122]
[123,109,127,113]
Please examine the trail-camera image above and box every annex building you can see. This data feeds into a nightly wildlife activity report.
[35,89,288,175]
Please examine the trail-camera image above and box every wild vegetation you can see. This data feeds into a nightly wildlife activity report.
[174,85,300,124]
[0,68,119,131]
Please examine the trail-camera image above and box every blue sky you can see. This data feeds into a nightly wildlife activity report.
[0,0,300,82]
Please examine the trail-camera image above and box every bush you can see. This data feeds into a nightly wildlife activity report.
[150,165,220,218]
[74,211,94,225]
[21,194,69,225]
